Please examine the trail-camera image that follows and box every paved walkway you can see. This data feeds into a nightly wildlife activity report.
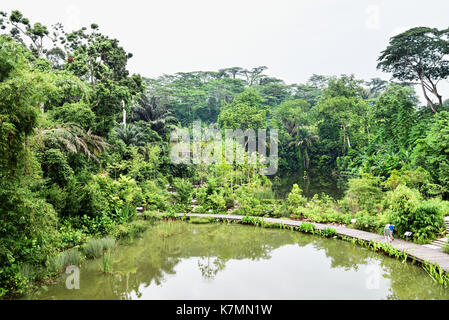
[177,213,449,272]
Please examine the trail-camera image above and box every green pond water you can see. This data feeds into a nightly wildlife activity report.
[25,222,449,300]
[272,174,345,199]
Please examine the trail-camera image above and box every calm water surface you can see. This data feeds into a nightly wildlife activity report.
[272,174,345,199]
[26,222,449,300]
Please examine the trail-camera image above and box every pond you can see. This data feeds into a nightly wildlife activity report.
[271,174,346,200]
[25,222,449,300]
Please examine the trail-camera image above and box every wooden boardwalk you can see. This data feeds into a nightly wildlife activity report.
[177,213,449,272]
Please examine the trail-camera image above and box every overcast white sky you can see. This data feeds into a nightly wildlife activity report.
[3,0,449,98]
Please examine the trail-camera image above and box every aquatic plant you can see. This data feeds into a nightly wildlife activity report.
[47,248,82,273]
[162,210,176,219]
[298,222,315,233]
[321,227,338,237]
[422,262,449,287]
[141,210,162,221]
[84,236,116,259]
[101,250,113,274]
[155,221,184,238]
[240,215,264,227]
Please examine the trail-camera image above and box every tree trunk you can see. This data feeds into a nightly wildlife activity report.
[122,100,126,127]
[420,76,439,113]
[302,149,306,170]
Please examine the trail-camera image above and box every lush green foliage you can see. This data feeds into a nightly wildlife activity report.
[384,185,446,243]
[412,111,449,197]
[2,9,449,297]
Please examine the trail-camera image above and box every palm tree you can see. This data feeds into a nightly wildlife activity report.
[285,120,318,171]
[115,123,146,147]
[34,123,109,162]
[131,94,178,137]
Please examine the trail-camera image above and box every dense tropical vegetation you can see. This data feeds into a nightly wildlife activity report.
[1,10,449,297]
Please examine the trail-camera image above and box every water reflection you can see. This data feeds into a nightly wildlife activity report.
[271,174,346,199]
[26,222,449,300]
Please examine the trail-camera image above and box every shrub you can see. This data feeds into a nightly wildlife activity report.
[141,180,170,211]
[0,184,59,295]
[259,199,287,218]
[49,102,95,131]
[384,168,443,198]
[286,184,307,215]
[406,201,445,243]
[41,183,68,214]
[207,191,227,213]
[78,173,144,219]
[39,148,74,187]
[192,205,207,213]
[194,186,209,207]
[224,196,235,209]
[342,173,383,214]
[172,178,193,209]
[384,168,429,191]
[234,185,263,216]
[58,223,87,249]
[353,210,385,232]
[79,177,110,217]
[112,207,136,223]
[384,184,421,215]
[385,185,445,243]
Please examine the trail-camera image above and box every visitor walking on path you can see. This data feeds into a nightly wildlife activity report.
[384,224,395,242]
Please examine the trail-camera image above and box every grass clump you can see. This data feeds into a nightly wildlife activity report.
[299,222,315,233]
[84,236,116,258]
[101,250,113,274]
[155,221,185,238]
[47,248,82,273]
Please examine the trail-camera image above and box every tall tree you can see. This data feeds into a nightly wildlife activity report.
[64,24,144,135]
[377,27,449,113]
[311,75,370,171]
[288,125,318,171]
[0,10,66,63]
[131,94,178,137]
[218,89,268,130]
[372,84,417,149]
